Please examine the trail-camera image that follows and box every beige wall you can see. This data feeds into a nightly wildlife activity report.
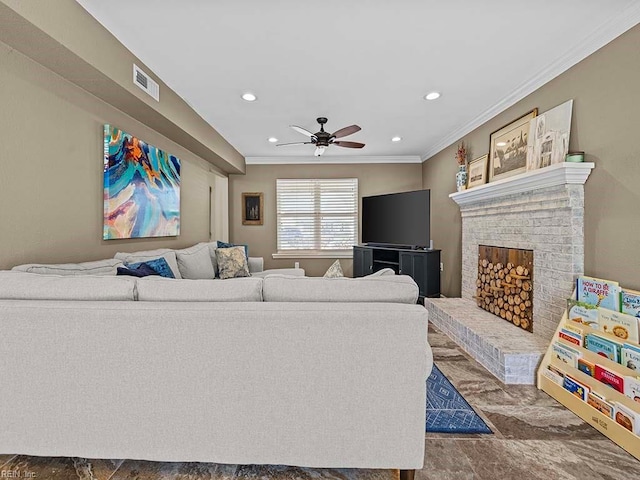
[423,24,640,296]
[229,164,423,277]
[0,41,225,270]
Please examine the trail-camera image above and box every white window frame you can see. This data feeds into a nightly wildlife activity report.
[274,178,358,259]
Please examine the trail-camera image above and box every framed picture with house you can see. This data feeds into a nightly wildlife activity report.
[242,192,264,225]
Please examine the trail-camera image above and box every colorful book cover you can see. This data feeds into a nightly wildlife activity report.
[614,402,639,434]
[587,392,614,418]
[622,344,640,372]
[578,358,596,377]
[564,375,590,401]
[595,364,625,393]
[577,276,620,311]
[621,289,640,318]
[552,341,581,368]
[542,367,564,386]
[585,334,622,363]
[567,299,599,328]
[599,308,640,343]
[559,328,582,346]
[624,376,640,403]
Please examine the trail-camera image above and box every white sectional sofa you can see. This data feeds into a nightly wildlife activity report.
[0,267,432,470]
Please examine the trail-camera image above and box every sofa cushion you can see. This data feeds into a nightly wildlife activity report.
[263,275,419,304]
[367,268,396,277]
[136,277,263,302]
[114,249,182,279]
[251,268,306,278]
[216,247,250,280]
[0,271,136,301]
[11,258,124,276]
[175,243,216,279]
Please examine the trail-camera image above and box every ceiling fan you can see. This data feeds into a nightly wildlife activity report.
[277,117,365,156]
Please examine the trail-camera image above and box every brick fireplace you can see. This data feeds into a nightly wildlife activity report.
[426,162,594,384]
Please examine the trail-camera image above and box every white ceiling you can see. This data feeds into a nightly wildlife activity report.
[76,0,640,163]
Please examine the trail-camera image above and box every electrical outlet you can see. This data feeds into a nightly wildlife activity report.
[440,262,444,272]
[294,262,300,269]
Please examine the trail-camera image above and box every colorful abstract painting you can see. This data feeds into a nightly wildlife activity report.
[103,125,180,239]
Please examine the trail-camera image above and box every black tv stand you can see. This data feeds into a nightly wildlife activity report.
[353,245,441,299]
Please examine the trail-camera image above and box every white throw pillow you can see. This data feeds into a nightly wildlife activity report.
[175,243,216,279]
[114,249,182,279]
[323,260,344,278]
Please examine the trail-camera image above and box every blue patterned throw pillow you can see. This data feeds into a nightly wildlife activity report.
[116,263,159,278]
[127,257,175,278]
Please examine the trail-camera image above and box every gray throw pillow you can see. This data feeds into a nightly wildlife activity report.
[216,246,250,280]
[175,243,216,279]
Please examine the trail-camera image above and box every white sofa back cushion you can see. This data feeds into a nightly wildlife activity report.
[114,249,182,279]
[12,259,124,276]
[0,271,136,301]
[174,243,216,279]
[263,275,419,304]
[136,277,264,302]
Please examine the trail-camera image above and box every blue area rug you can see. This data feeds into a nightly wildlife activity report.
[426,365,493,434]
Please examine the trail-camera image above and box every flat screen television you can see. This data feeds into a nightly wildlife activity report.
[362,189,430,248]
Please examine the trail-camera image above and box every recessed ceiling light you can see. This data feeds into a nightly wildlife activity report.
[241,92,257,102]
[391,136,402,142]
[424,92,440,101]
[268,137,278,143]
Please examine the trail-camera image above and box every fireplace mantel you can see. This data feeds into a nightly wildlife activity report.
[449,162,594,207]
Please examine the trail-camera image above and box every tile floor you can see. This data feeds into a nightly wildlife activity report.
[1,325,639,480]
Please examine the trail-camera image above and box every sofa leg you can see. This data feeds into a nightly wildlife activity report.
[400,470,415,480]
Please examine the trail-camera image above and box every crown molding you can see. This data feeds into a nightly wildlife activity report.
[245,155,422,165]
[421,5,640,162]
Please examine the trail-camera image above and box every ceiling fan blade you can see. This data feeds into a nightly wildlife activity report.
[290,125,316,138]
[276,141,314,146]
[314,146,326,156]
[333,141,365,149]
[331,125,361,139]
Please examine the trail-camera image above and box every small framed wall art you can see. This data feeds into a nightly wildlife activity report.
[242,192,264,225]
[488,108,538,182]
[467,154,489,189]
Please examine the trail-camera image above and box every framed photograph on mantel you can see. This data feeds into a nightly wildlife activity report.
[488,108,538,182]
[467,154,489,189]
[242,192,264,225]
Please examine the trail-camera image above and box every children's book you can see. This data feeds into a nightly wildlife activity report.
[595,364,625,393]
[621,289,640,318]
[599,308,640,344]
[587,392,614,418]
[552,341,581,368]
[567,299,599,328]
[614,402,640,434]
[564,375,590,401]
[578,358,596,377]
[559,328,582,346]
[585,334,622,363]
[542,367,564,386]
[624,376,640,403]
[622,343,640,372]
[577,276,620,311]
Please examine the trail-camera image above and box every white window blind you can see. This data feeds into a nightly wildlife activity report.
[277,178,358,252]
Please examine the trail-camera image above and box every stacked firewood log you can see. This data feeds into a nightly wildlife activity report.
[475,259,533,331]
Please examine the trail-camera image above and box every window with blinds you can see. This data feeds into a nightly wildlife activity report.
[276,178,358,252]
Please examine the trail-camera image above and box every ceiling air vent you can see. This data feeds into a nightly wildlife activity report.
[133,64,159,101]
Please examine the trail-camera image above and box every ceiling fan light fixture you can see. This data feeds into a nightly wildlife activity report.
[424,92,440,101]
[391,136,402,142]
[268,137,278,143]
[241,92,257,102]
[314,146,326,156]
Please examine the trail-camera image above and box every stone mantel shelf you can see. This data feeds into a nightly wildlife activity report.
[449,162,595,207]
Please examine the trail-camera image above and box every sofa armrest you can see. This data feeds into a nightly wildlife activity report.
[248,257,264,273]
